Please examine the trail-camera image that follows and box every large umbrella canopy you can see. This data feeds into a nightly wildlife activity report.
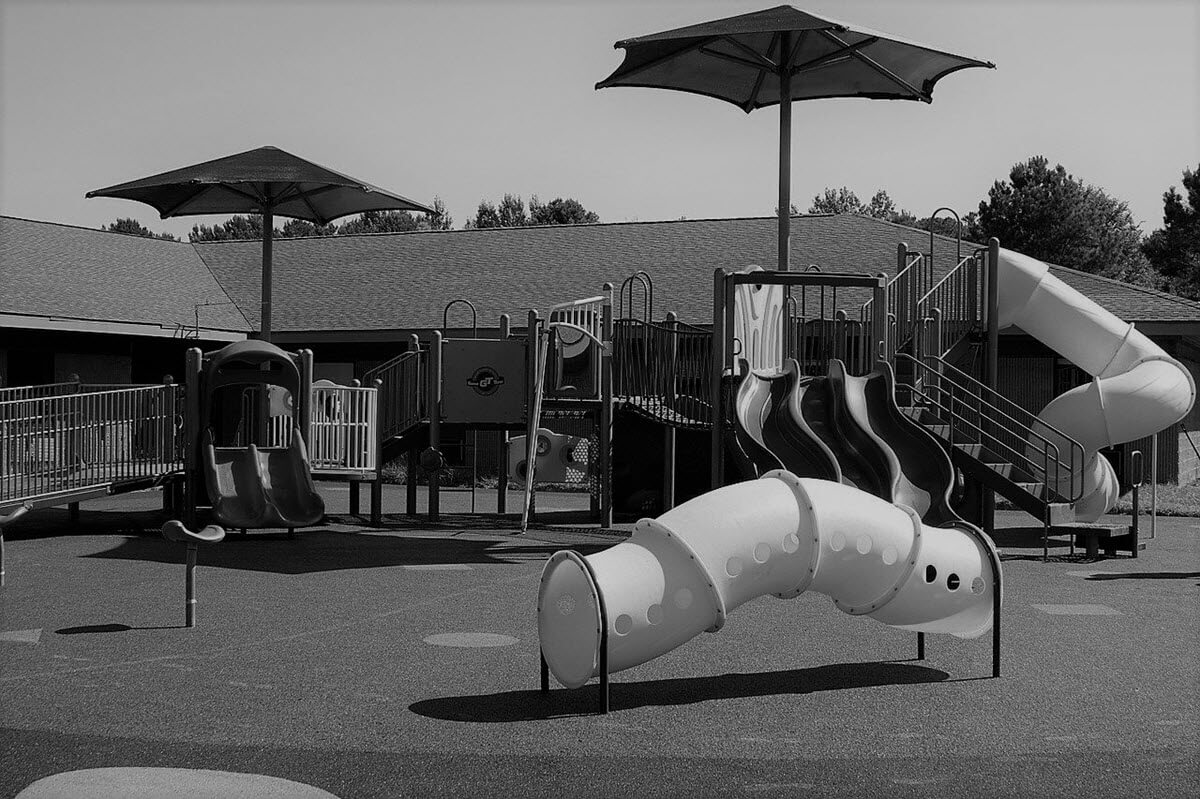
[87,145,436,340]
[596,4,994,270]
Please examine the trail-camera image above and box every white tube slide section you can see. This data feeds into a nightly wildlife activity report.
[996,249,1196,520]
[538,472,998,689]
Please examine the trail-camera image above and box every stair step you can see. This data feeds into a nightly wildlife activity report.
[984,462,1013,479]
[954,443,983,458]
[1014,481,1045,499]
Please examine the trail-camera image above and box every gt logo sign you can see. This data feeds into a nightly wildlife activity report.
[466,366,506,396]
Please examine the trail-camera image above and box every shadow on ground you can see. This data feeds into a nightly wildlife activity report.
[409,661,949,722]
[1086,571,1200,582]
[85,528,609,574]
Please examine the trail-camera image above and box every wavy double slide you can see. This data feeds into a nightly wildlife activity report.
[203,429,325,529]
[997,249,1195,520]
[729,358,958,525]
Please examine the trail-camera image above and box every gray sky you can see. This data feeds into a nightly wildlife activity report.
[1,0,1196,239]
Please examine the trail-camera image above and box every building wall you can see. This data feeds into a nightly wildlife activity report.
[54,351,132,384]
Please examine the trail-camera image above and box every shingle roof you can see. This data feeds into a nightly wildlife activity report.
[191,213,1200,331]
[0,216,249,334]
[5,213,1197,338]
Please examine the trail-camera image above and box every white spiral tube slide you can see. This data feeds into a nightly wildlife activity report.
[996,249,1196,520]
[538,472,998,689]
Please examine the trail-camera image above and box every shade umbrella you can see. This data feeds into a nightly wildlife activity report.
[596,4,994,271]
[87,145,436,340]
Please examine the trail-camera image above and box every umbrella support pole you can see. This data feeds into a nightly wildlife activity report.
[778,31,792,272]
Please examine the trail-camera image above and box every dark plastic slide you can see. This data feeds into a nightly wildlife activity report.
[203,429,324,529]
[796,365,892,501]
[834,360,958,525]
[759,360,840,483]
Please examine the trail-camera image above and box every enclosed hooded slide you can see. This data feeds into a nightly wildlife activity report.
[997,249,1195,520]
[198,341,324,530]
[539,471,997,689]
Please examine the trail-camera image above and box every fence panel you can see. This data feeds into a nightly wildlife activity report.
[0,384,183,506]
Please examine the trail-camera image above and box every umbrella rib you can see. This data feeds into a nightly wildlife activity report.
[715,35,780,70]
[220,184,271,208]
[790,36,878,76]
[160,184,218,218]
[818,30,929,99]
[698,45,779,74]
[742,32,780,110]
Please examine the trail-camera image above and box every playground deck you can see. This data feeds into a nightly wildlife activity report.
[1,486,1196,798]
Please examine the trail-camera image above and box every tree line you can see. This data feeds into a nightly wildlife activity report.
[807,157,1199,298]
[102,157,1199,300]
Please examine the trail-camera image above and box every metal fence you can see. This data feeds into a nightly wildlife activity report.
[0,384,183,506]
[614,317,713,428]
[236,384,380,475]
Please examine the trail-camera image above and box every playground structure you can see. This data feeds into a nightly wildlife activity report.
[0,347,384,547]
[1,235,1190,556]
[537,235,1194,709]
[361,297,614,527]
[539,471,1000,700]
[182,341,325,531]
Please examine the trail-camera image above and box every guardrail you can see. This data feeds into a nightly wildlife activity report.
[914,254,983,362]
[240,384,380,475]
[0,384,183,506]
[614,316,713,427]
[363,345,426,441]
[898,353,1084,503]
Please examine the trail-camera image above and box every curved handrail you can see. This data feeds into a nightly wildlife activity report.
[442,298,478,337]
[618,270,653,322]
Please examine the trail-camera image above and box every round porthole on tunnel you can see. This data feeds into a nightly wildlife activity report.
[925,565,937,583]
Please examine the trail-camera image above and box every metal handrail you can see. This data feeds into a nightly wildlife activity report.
[913,254,982,361]
[861,252,925,364]
[1,384,184,506]
[898,353,1084,503]
[618,271,654,322]
[0,380,82,403]
[613,317,712,427]
[363,348,425,440]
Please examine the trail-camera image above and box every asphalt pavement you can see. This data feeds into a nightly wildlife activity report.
[1,484,1196,798]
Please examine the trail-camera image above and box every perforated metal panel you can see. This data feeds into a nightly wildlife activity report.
[442,339,528,424]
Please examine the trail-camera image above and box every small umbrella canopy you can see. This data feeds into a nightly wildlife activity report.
[596,5,994,270]
[87,146,436,339]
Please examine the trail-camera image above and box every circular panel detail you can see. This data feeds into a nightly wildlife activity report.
[726,557,744,577]
[881,546,898,565]
[754,543,772,563]
[613,614,633,635]
[647,604,663,625]
[782,533,800,553]
[423,633,519,648]
[856,535,873,555]
[15,768,341,799]
[830,532,846,552]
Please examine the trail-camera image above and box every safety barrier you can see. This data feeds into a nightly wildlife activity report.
[0,384,183,507]
[363,344,426,441]
[613,316,713,428]
[898,353,1084,504]
[238,384,380,476]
